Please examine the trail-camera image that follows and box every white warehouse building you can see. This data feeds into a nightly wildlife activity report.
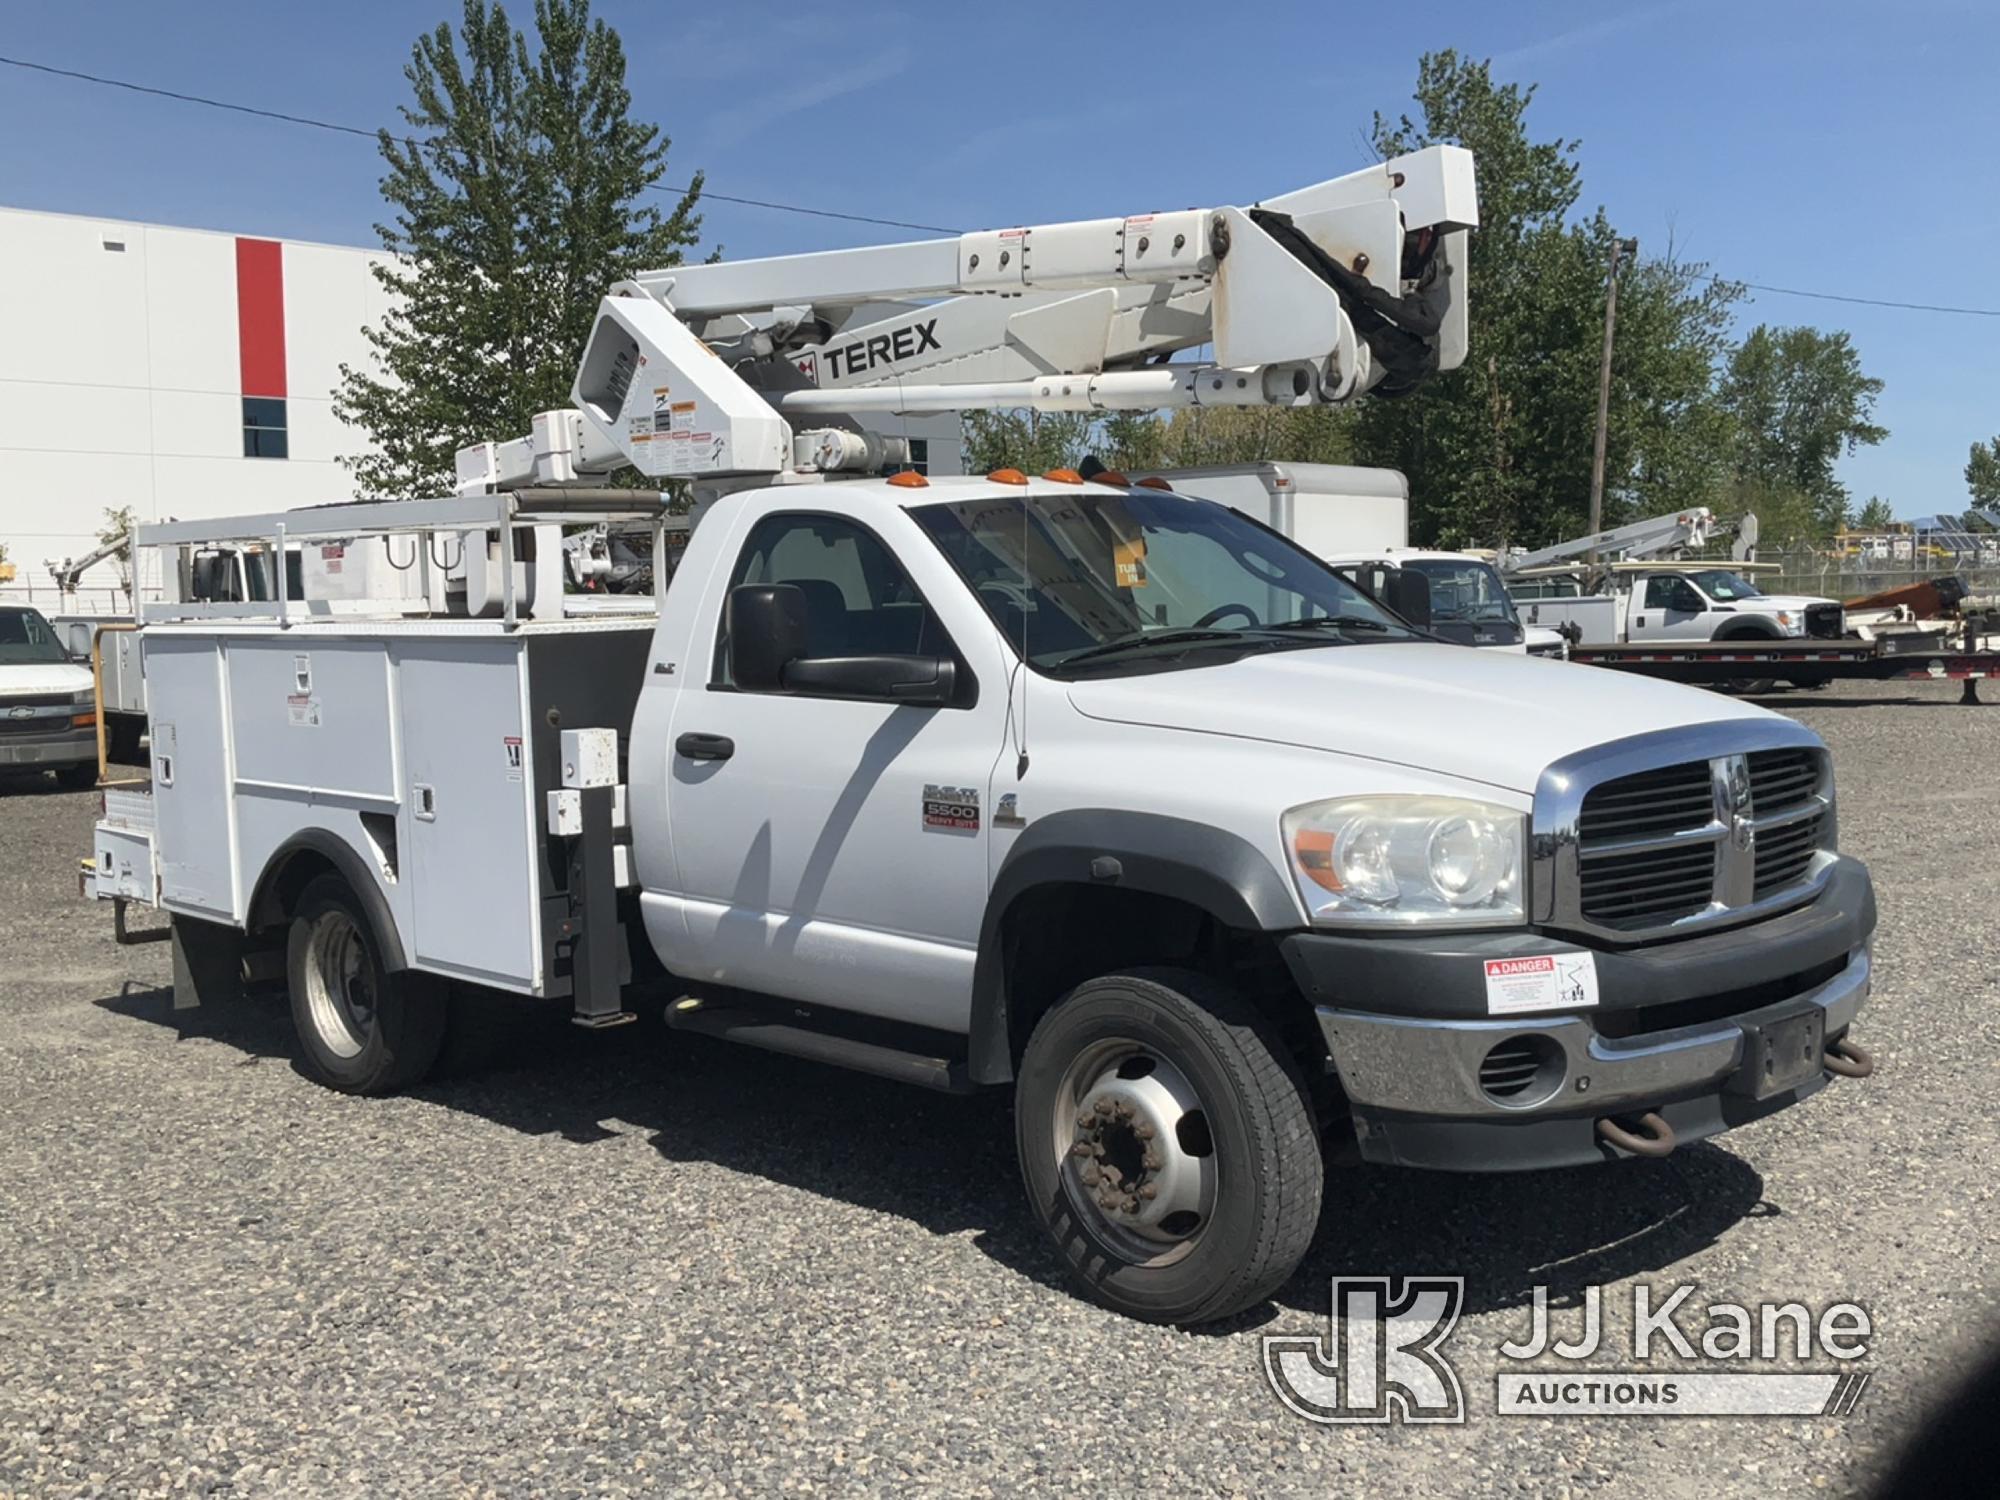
[0,207,393,610]
[0,205,960,611]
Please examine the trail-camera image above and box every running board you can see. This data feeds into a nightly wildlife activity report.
[664,1000,972,1093]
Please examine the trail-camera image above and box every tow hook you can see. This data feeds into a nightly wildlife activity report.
[1823,1037,1875,1079]
[1596,1111,1677,1159]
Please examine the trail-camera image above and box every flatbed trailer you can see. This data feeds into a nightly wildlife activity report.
[1567,631,2000,702]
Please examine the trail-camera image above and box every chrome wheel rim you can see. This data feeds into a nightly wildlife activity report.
[1051,1038,1217,1267]
[303,910,377,1060]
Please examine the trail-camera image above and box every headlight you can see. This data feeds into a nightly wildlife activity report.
[69,688,97,706]
[1282,796,1526,929]
[1775,611,1794,630]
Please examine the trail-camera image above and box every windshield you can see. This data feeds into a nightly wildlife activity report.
[1688,569,1766,601]
[0,607,71,666]
[1401,558,1522,625]
[912,489,1418,676]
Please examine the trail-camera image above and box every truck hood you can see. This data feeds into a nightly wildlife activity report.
[1743,595,1835,614]
[1065,643,1775,795]
[0,662,93,698]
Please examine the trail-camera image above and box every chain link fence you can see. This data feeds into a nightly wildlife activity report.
[1727,538,2000,601]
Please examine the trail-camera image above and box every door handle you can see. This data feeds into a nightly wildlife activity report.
[676,732,735,761]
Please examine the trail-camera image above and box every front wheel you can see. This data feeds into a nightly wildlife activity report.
[286,874,445,1094]
[1015,969,1322,1324]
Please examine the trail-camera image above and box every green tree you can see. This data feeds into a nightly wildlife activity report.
[336,0,703,497]
[1854,496,1896,530]
[1349,52,1741,549]
[959,410,1097,475]
[1717,325,1886,536]
[1967,436,2000,506]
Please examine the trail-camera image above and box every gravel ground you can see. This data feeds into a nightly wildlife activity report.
[2,678,1997,1497]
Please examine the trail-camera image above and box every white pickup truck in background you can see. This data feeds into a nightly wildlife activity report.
[1509,563,1845,647]
[0,601,100,789]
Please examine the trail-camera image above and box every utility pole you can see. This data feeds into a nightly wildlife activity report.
[1587,237,1639,559]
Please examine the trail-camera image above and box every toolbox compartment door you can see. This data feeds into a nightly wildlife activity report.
[145,636,238,919]
[397,641,541,989]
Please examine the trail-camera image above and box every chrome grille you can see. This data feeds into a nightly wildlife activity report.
[1578,762,1714,841]
[1580,842,1718,926]
[1577,763,1718,929]
[1535,726,1836,943]
[1748,747,1819,814]
[1755,810,1824,897]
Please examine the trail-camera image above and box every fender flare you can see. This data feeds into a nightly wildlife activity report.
[1711,619,1783,642]
[248,829,410,973]
[966,809,1301,1084]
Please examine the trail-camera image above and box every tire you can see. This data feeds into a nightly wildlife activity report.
[53,763,99,791]
[285,874,445,1094]
[1015,968,1322,1325]
[1710,626,1780,694]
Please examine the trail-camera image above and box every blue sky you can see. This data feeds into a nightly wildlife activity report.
[3,0,1995,515]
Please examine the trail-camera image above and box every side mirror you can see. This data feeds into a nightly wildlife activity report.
[727,583,809,690]
[1381,567,1433,630]
[784,654,959,707]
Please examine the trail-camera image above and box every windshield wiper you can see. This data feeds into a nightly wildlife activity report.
[1055,627,1250,667]
[1264,615,1402,634]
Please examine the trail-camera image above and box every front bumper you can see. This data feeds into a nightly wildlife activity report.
[0,726,96,768]
[1282,855,1876,1171]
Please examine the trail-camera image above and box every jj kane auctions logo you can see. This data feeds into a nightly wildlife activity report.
[1265,1277,1873,1422]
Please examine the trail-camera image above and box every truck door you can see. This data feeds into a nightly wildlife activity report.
[662,508,1006,1033]
[1630,574,1705,641]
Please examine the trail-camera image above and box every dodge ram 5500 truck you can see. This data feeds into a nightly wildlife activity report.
[90,475,1877,1324]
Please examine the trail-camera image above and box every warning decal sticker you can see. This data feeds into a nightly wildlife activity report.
[1483,953,1599,1015]
[286,694,321,729]
[922,784,979,834]
[503,735,523,782]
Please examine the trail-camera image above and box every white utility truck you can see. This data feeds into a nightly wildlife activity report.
[1,600,99,787]
[86,147,1877,1324]
[1504,509,1845,647]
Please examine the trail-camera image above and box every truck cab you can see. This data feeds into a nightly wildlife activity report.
[1323,547,1567,655]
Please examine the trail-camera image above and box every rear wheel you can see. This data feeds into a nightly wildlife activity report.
[286,874,445,1094]
[1015,968,1322,1324]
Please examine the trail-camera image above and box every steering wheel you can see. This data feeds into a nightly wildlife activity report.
[1192,602,1260,629]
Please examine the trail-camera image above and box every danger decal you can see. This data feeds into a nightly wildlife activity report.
[1483,953,1599,1015]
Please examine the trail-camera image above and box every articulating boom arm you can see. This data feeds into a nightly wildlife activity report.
[1503,509,1725,575]
[457,145,1477,494]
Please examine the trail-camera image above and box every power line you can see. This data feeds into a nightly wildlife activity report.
[1699,273,2000,319]
[7,50,2000,314]
[0,52,962,236]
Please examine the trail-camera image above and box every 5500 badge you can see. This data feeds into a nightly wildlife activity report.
[922,784,979,834]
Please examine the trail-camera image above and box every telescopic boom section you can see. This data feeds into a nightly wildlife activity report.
[455,145,1477,494]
